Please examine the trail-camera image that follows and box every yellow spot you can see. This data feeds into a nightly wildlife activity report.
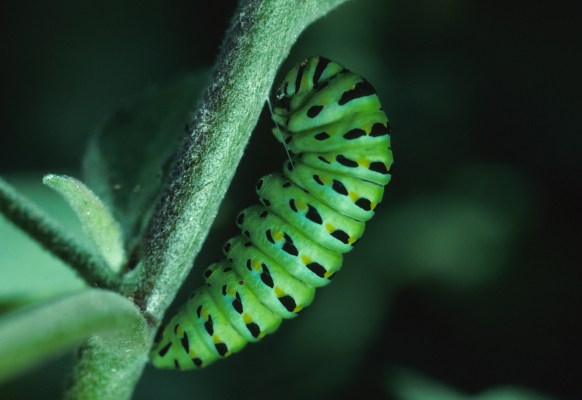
[242,313,252,324]
[296,199,307,210]
[273,230,284,241]
[362,122,371,132]
[188,349,197,357]
[212,335,221,344]
[321,175,331,185]
[348,237,356,244]
[176,326,184,337]
[301,255,311,264]
[293,306,303,313]
[252,261,261,271]
[324,223,334,232]
[371,201,377,210]
[349,192,359,201]
[324,270,333,278]
[258,332,266,339]
[358,159,370,168]
[274,287,285,296]
[227,287,236,296]
[201,309,208,318]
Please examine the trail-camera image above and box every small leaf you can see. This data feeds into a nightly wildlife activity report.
[43,174,125,272]
[0,289,146,383]
[82,71,210,246]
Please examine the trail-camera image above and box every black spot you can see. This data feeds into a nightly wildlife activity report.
[336,155,358,168]
[332,180,348,195]
[295,63,306,93]
[223,267,232,272]
[276,94,290,111]
[174,359,180,369]
[244,241,252,247]
[223,242,231,252]
[246,259,252,270]
[158,342,171,357]
[314,132,330,141]
[306,262,326,278]
[260,210,269,218]
[263,199,271,207]
[173,324,179,334]
[355,198,372,211]
[204,268,213,278]
[285,136,292,145]
[256,179,264,190]
[237,213,245,225]
[331,230,350,244]
[278,295,297,312]
[370,122,389,137]
[286,161,294,171]
[313,175,324,185]
[306,205,323,224]
[204,315,214,335]
[192,358,203,367]
[307,105,323,118]
[338,80,375,105]
[243,230,251,238]
[215,343,228,357]
[314,80,329,92]
[282,233,299,256]
[318,156,330,164]
[196,306,202,318]
[246,323,261,338]
[313,57,331,86]
[289,199,298,212]
[260,264,274,288]
[343,128,366,140]
[232,292,243,313]
[181,332,190,352]
[369,162,389,174]
[283,181,292,188]
[266,230,274,243]
[221,285,227,296]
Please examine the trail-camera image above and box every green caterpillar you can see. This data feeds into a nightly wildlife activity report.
[151,56,392,370]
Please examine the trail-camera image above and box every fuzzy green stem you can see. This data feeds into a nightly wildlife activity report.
[140,0,351,322]
[0,177,117,288]
[67,0,350,398]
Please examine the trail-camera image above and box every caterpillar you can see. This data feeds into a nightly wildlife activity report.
[150,56,392,370]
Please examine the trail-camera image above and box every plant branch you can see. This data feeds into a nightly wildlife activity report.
[139,0,351,322]
[65,1,350,398]
[0,289,146,384]
[0,177,117,288]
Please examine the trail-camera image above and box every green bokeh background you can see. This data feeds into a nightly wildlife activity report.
[0,1,579,399]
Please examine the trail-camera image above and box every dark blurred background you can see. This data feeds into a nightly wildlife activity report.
[0,1,580,399]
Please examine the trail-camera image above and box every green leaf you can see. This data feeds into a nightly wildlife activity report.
[0,175,115,291]
[43,174,126,272]
[0,289,147,384]
[82,71,210,246]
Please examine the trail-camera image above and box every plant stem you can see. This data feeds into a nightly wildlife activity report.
[139,0,351,323]
[67,0,350,398]
[0,177,117,288]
